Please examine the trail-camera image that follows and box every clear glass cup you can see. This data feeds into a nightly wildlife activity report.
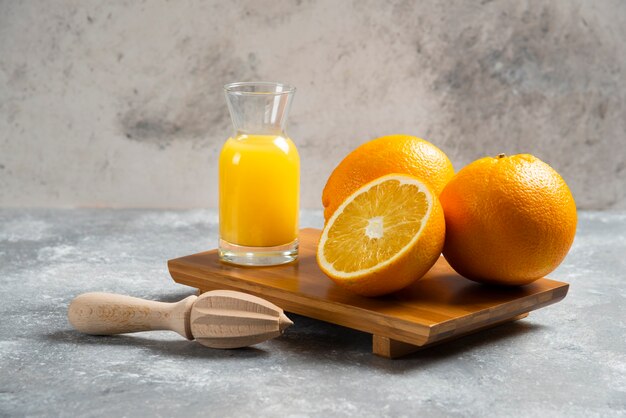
[218,82,299,266]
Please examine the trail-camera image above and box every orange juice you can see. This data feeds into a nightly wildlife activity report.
[219,134,300,247]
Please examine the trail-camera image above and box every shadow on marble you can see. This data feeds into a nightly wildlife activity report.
[369,320,548,373]
[278,314,546,372]
[44,330,270,359]
[42,311,547,367]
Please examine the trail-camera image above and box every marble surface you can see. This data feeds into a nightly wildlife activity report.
[1,1,626,210]
[0,209,625,417]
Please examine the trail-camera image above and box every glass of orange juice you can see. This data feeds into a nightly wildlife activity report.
[218,82,299,266]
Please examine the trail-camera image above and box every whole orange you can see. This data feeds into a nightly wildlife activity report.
[322,134,454,221]
[440,154,577,286]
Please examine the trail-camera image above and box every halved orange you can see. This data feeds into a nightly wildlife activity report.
[317,174,445,297]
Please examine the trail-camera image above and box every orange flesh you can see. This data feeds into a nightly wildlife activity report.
[323,180,428,272]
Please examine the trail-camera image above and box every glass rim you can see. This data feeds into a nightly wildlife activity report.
[224,81,296,96]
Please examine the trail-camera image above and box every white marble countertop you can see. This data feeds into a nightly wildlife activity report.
[1,209,624,417]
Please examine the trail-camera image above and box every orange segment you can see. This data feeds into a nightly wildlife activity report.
[317,174,445,297]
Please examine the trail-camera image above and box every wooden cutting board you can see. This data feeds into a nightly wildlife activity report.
[168,228,569,358]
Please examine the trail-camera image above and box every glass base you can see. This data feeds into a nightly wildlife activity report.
[218,238,298,266]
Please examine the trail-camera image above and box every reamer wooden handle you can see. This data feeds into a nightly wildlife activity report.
[68,292,197,339]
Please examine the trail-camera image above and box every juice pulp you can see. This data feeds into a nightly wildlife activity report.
[219,134,300,247]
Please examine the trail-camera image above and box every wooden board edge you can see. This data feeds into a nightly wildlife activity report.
[426,283,569,345]
[168,256,571,350]
[373,313,530,359]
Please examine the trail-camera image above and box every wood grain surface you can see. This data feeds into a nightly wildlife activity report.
[68,290,293,349]
[67,292,197,339]
[190,290,293,349]
[168,228,569,358]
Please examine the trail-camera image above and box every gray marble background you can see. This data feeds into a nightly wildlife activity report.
[1,0,625,209]
[1,209,625,417]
